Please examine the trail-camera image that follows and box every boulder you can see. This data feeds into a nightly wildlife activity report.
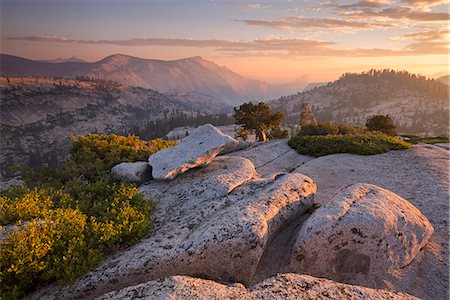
[30,156,316,299]
[288,183,434,289]
[111,161,152,183]
[148,123,238,180]
[229,140,313,176]
[0,176,25,191]
[293,145,449,299]
[97,274,418,300]
[433,142,449,150]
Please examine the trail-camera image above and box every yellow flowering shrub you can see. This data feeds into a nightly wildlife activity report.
[1,134,170,298]
[0,189,53,225]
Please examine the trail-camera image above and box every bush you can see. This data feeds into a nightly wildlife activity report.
[400,135,450,145]
[23,134,175,185]
[0,208,97,299]
[268,127,289,140]
[299,121,339,136]
[0,134,170,298]
[0,182,154,299]
[336,123,365,135]
[234,127,249,141]
[288,132,410,157]
[366,115,397,136]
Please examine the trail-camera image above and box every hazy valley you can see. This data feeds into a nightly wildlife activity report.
[1,54,278,107]
[1,56,448,178]
[0,76,229,177]
[271,70,449,135]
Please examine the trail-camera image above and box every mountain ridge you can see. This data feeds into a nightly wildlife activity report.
[0,53,274,107]
[0,76,227,177]
[271,69,449,135]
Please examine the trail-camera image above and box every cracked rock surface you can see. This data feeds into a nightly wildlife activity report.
[288,183,434,289]
[26,136,446,300]
[294,144,449,299]
[111,161,152,183]
[96,273,418,300]
[229,139,313,176]
[31,155,316,299]
[148,123,238,180]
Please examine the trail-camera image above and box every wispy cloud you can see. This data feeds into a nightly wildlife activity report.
[389,29,449,54]
[8,35,448,57]
[400,0,448,10]
[336,0,392,9]
[339,6,450,21]
[237,16,395,31]
[391,29,449,42]
[246,3,271,9]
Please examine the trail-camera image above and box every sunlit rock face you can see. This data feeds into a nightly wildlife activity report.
[111,161,152,183]
[289,183,434,290]
[148,123,238,180]
[97,274,419,300]
[31,154,316,299]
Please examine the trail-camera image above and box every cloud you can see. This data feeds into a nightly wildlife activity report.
[400,0,448,9]
[337,0,392,9]
[340,6,450,21]
[7,35,448,57]
[391,29,449,41]
[318,0,450,22]
[246,3,271,9]
[237,16,395,31]
[389,29,449,54]
[7,36,251,48]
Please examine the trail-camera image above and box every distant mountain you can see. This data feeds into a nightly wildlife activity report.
[271,70,449,135]
[0,76,224,178]
[302,82,327,92]
[0,54,273,107]
[39,56,86,63]
[269,75,310,96]
[437,75,450,85]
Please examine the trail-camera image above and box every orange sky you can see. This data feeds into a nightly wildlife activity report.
[1,0,449,84]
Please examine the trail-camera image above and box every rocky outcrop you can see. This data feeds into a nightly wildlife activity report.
[111,161,152,183]
[294,144,449,299]
[229,140,313,176]
[148,123,238,180]
[27,139,447,300]
[299,102,318,127]
[0,176,24,191]
[289,183,434,291]
[434,142,449,150]
[32,156,316,299]
[97,274,418,300]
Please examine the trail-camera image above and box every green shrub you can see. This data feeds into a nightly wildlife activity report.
[235,127,249,141]
[336,123,365,135]
[23,134,175,185]
[288,132,410,157]
[400,135,450,145]
[268,127,289,140]
[300,122,339,136]
[0,182,154,299]
[366,115,397,136]
[0,207,101,298]
[1,134,169,298]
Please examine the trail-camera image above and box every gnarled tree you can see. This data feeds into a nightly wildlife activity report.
[234,101,284,142]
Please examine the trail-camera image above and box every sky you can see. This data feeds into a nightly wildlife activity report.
[1,0,449,84]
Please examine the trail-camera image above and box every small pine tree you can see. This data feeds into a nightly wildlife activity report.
[366,115,397,136]
[234,101,284,142]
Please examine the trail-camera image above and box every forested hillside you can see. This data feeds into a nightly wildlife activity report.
[271,70,449,135]
[0,77,230,178]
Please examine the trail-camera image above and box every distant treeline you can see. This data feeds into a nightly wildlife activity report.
[126,112,235,140]
[337,69,448,101]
